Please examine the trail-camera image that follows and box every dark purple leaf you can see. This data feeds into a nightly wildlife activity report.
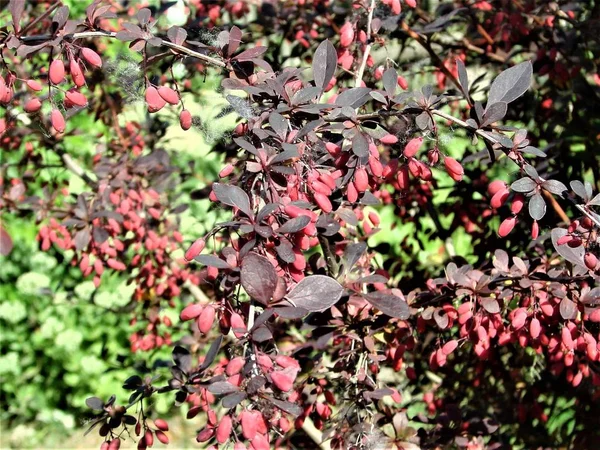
[481,297,500,314]
[335,87,372,108]
[278,216,310,234]
[551,228,585,267]
[274,306,309,319]
[9,0,25,33]
[365,292,410,319]
[234,46,267,61]
[291,87,321,105]
[570,180,590,202]
[486,61,532,108]
[240,253,278,304]
[285,275,344,312]
[213,183,253,218]
[269,112,288,139]
[85,397,104,411]
[167,26,187,45]
[271,143,299,164]
[276,240,296,264]
[528,193,546,220]
[521,146,546,158]
[266,397,303,416]
[92,227,109,245]
[136,8,151,25]
[233,137,259,156]
[480,102,507,127]
[0,227,13,256]
[228,26,243,55]
[74,228,91,251]
[511,177,537,193]
[53,6,70,29]
[193,255,232,269]
[198,335,223,372]
[208,382,239,395]
[172,345,192,373]
[222,391,246,409]
[559,297,577,320]
[356,274,388,284]
[382,68,398,98]
[251,326,273,342]
[343,242,367,272]
[434,308,449,328]
[257,203,279,223]
[352,132,369,158]
[456,58,469,98]
[313,40,337,92]
[541,180,568,196]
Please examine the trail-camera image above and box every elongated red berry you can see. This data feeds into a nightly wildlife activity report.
[314,192,332,213]
[442,340,458,355]
[488,180,507,196]
[155,430,169,445]
[24,98,42,113]
[26,80,44,91]
[511,194,525,214]
[444,157,464,181]
[197,305,215,334]
[180,304,203,321]
[403,137,423,158]
[530,318,541,339]
[50,109,65,133]
[340,22,355,47]
[146,86,166,113]
[216,415,232,444]
[219,164,234,178]
[70,59,86,87]
[584,252,598,271]
[179,109,192,130]
[158,86,179,105]
[397,75,408,90]
[490,188,509,209]
[66,89,88,107]
[354,167,369,192]
[49,60,65,84]
[154,419,169,432]
[81,48,103,68]
[185,238,205,261]
[498,216,516,237]
[380,134,398,144]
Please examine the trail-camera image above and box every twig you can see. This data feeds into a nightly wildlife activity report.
[10,30,226,68]
[354,0,376,88]
[430,110,600,229]
[184,280,211,304]
[54,147,97,187]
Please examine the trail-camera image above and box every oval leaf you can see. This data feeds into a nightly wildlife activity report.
[285,275,344,312]
[241,253,278,305]
[365,292,410,319]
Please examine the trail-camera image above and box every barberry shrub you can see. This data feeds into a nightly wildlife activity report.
[1,0,599,448]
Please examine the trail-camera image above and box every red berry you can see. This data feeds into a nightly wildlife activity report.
[179,304,204,324]
[444,157,464,181]
[397,75,409,90]
[511,194,525,214]
[26,80,44,91]
[498,217,516,237]
[70,59,86,87]
[380,134,398,144]
[50,109,66,133]
[155,430,169,445]
[354,167,369,192]
[65,89,88,107]
[81,48,103,68]
[340,22,355,47]
[49,60,65,84]
[158,86,180,105]
[184,238,205,261]
[403,137,423,158]
[197,305,215,334]
[154,419,169,431]
[179,109,192,130]
[146,86,166,113]
[584,252,598,270]
[488,180,507,196]
[314,192,332,213]
[24,98,42,113]
[216,415,232,444]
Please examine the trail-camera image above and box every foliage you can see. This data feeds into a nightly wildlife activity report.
[1,0,600,449]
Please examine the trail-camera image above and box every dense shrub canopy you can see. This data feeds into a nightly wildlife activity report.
[1,0,600,449]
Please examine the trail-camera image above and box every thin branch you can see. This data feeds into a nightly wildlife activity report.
[431,110,600,229]
[54,147,97,187]
[354,0,376,88]
[10,30,227,68]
